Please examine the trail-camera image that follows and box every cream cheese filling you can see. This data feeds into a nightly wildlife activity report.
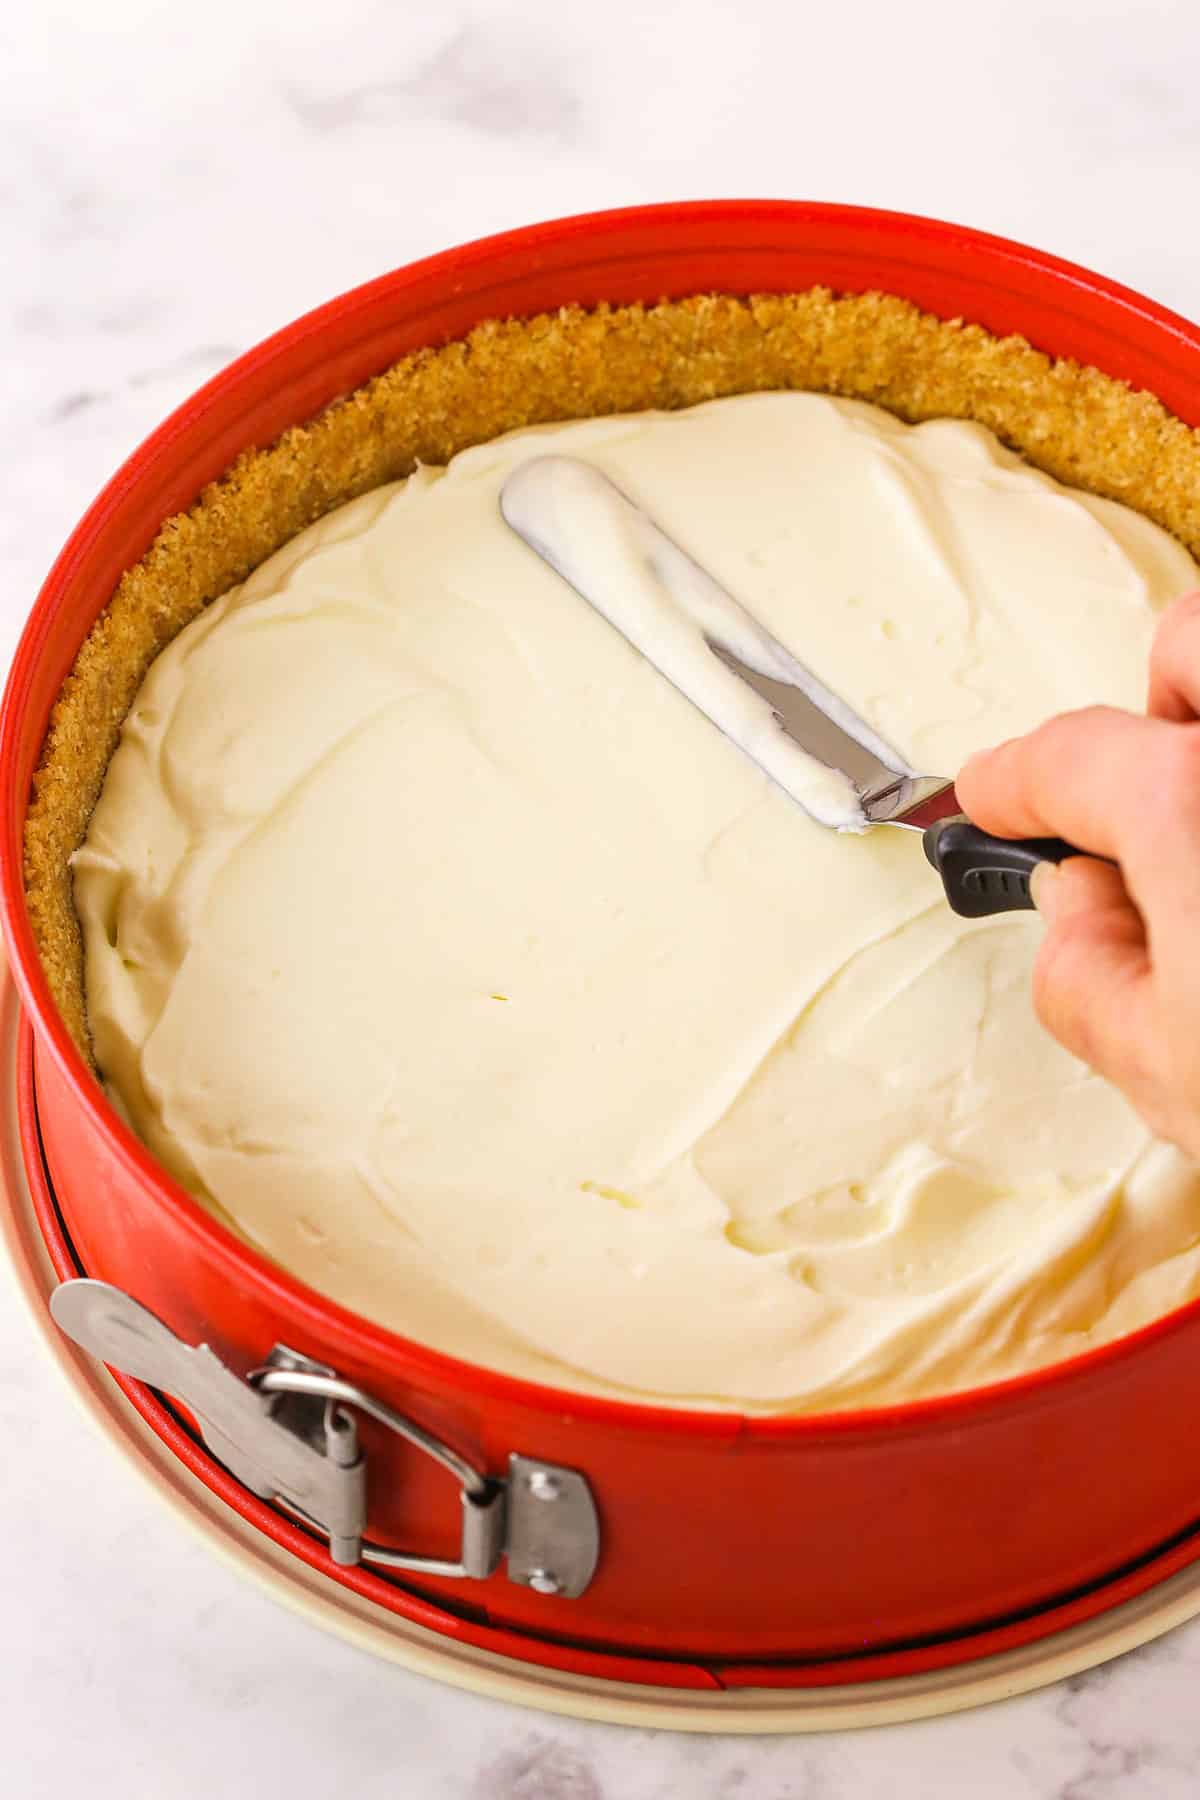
[499,453,900,828]
[74,391,1200,1410]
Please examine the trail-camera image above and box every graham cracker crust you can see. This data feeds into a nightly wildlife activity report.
[24,288,1200,1063]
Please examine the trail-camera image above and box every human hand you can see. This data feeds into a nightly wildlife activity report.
[955,589,1200,1160]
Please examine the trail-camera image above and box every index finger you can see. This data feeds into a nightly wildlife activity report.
[1148,589,1200,723]
[955,706,1186,871]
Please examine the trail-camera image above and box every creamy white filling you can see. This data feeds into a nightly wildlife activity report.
[500,454,898,828]
[74,392,1200,1409]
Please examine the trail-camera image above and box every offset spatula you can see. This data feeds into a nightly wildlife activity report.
[500,455,1076,918]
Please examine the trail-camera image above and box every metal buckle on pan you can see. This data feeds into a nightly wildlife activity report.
[49,1278,600,1599]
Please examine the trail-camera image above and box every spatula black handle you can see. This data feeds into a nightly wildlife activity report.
[923,815,1079,918]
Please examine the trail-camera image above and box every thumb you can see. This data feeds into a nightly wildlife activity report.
[1029,858,1156,1094]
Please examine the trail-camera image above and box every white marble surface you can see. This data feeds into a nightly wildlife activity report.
[6,1,1200,1793]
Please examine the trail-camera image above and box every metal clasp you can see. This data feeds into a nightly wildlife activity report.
[50,1279,599,1599]
[250,1347,507,1579]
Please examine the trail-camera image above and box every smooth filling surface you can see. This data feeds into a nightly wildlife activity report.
[75,392,1200,1409]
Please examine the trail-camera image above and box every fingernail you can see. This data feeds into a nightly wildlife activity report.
[1030,861,1059,917]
